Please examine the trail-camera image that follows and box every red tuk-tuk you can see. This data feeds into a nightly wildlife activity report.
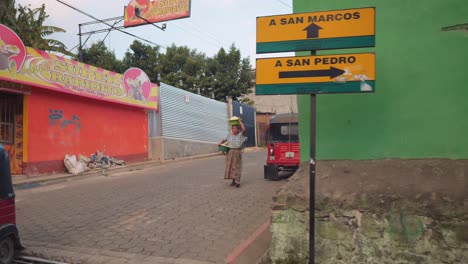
[0,144,22,264]
[264,113,300,180]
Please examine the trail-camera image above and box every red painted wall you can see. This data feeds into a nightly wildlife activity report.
[25,89,148,175]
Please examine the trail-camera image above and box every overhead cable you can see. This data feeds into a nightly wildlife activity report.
[56,0,166,49]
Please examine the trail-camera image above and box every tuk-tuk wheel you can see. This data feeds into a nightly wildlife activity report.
[0,236,15,264]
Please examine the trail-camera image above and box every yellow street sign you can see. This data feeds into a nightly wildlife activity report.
[256,7,375,53]
[256,53,375,94]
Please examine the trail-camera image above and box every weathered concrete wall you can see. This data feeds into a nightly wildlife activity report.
[149,137,164,162]
[243,87,298,114]
[263,160,468,263]
[256,113,273,147]
[162,137,219,160]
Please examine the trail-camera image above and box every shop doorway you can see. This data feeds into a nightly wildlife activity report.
[0,92,23,174]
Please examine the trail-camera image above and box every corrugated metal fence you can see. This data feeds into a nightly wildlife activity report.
[233,101,256,147]
[158,83,228,143]
[148,110,159,138]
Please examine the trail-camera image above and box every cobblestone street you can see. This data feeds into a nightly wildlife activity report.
[15,151,284,264]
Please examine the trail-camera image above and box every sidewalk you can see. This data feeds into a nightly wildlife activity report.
[13,147,264,188]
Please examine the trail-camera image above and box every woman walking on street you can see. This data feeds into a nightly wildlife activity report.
[219,118,247,188]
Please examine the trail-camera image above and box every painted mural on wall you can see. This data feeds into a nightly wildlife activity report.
[49,109,81,130]
[13,114,23,174]
[47,108,82,149]
[2,115,23,174]
[0,24,26,72]
[0,24,158,110]
[123,68,152,103]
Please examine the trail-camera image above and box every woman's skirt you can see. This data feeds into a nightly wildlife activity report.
[224,149,242,183]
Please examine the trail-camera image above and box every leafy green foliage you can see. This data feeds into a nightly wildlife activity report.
[0,0,17,29]
[122,40,161,83]
[210,44,254,101]
[80,42,123,73]
[84,42,254,101]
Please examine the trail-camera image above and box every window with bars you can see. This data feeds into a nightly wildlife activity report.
[0,94,22,144]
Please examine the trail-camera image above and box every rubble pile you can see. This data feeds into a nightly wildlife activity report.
[64,150,126,175]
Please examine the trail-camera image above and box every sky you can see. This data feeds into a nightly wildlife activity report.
[15,0,294,67]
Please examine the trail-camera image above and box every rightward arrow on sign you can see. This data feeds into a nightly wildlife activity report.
[255,53,375,94]
[303,23,323,39]
[279,67,345,79]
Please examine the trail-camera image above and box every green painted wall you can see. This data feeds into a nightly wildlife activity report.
[294,0,468,161]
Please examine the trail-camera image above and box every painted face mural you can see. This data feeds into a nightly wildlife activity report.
[0,24,26,72]
[126,0,150,20]
[123,68,151,102]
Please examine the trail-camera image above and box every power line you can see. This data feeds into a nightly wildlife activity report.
[277,0,292,8]
[179,20,231,47]
[95,17,123,52]
[170,23,224,52]
[56,0,166,50]
[67,43,80,52]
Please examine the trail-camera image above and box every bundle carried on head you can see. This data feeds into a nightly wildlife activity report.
[229,116,240,126]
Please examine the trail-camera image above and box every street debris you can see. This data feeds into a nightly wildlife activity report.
[64,150,126,175]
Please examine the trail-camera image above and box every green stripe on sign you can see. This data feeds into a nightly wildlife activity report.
[256,36,375,53]
[255,81,376,95]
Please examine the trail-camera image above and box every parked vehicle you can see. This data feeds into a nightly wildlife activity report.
[264,113,300,180]
[0,144,22,264]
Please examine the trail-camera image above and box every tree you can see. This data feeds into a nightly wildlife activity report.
[211,44,254,102]
[0,0,17,29]
[237,58,255,100]
[157,44,207,94]
[157,43,254,101]
[122,40,161,83]
[80,42,123,73]
[0,1,73,57]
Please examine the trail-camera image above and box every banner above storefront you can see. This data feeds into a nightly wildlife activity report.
[0,24,158,110]
[124,0,191,28]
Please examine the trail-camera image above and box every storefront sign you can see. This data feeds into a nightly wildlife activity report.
[124,0,191,28]
[0,24,158,110]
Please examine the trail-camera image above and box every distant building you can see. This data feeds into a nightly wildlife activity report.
[242,86,298,146]
[243,86,298,114]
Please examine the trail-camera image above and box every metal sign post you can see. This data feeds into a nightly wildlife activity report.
[308,49,317,264]
[255,7,376,264]
[309,93,317,264]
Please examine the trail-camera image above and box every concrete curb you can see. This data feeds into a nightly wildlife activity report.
[226,220,272,264]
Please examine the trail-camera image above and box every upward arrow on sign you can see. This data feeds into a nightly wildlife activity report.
[303,23,323,39]
[256,7,375,53]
